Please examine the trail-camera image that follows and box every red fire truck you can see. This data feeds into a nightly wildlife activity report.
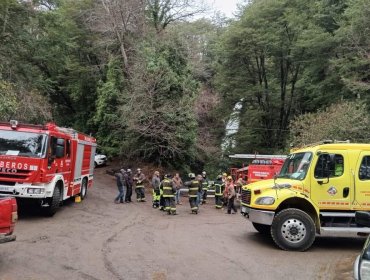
[0,120,96,216]
[229,154,287,183]
[0,197,17,243]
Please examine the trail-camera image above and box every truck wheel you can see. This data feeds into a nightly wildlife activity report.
[252,222,271,235]
[79,179,88,200]
[271,208,316,251]
[43,186,61,217]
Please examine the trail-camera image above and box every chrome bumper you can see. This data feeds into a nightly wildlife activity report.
[0,234,16,244]
[241,206,275,225]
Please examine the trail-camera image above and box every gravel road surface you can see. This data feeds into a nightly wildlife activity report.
[0,167,363,280]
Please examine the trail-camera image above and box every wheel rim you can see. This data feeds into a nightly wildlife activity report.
[281,218,306,243]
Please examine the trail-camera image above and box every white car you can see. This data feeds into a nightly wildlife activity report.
[94,154,107,167]
[354,211,370,280]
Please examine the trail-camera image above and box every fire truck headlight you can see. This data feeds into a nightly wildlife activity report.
[27,188,45,194]
[255,196,275,205]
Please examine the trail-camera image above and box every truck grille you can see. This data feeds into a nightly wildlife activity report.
[0,170,31,180]
[241,189,251,205]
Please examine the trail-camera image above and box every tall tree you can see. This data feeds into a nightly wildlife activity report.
[118,37,199,167]
[214,0,350,154]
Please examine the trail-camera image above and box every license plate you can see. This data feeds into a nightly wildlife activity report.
[0,186,13,192]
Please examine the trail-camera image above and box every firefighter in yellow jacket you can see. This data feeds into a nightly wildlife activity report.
[214,175,225,209]
[133,168,146,202]
[161,174,177,215]
[185,173,201,214]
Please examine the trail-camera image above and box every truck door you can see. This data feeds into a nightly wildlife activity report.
[355,152,370,210]
[49,136,69,198]
[310,151,351,210]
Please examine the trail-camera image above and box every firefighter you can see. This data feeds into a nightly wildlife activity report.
[214,175,224,209]
[151,171,161,208]
[161,174,177,215]
[125,169,133,203]
[185,173,201,214]
[133,168,146,202]
[201,171,209,204]
[221,172,227,185]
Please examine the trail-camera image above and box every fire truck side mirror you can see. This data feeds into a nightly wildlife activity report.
[55,138,65,158]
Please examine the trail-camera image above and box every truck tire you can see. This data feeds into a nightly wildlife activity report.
[79,179,88,200]
[271,208,316,251]
[252,222,271,235]
[43,186,61,217]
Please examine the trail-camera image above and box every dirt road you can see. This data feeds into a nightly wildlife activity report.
[0,167,362,280]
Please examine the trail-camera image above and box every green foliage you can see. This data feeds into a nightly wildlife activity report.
[290,101,370,147]
[333,0,370,101]
[94,57,125,156]
[214,0,368,157]
[0,82,17,119]
[0,81,51,123]
[119,37,199,168]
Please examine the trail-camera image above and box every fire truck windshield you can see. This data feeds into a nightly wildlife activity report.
[0,130,48,158]
[277,152,312,180]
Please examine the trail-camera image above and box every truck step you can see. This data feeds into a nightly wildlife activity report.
[320,212,355,218]
[319,227,370,237]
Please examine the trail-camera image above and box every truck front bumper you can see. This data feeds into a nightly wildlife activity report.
[0,183,48,199]
[240,206,275,225]
[0,234,16,244]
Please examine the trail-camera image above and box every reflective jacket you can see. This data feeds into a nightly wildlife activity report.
[214,180,225,196]
[161,179,175,197]
[188,180,200,197]
[201,177,209,191]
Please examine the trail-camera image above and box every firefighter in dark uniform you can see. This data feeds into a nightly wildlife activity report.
[152,171,161,208]
[161,174,177,215]
[214,175,224,209]
[201,171,209,204]
[185,173,201,214]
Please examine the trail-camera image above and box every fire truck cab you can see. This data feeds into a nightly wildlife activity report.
[240,141,370,251]
[0,120,96,216]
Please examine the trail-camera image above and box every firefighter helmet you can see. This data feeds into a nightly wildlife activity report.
[188,173,195,179]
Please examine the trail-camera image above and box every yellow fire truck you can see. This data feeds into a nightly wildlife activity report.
[240,141,370,251]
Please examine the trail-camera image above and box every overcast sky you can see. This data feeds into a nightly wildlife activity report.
[205,0,241,18]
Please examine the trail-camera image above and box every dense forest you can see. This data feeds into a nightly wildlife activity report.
[1,0,369,172]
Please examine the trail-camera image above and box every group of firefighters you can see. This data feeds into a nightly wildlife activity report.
[114,168,246,215]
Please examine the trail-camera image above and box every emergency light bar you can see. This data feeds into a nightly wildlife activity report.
[229,154,287,159]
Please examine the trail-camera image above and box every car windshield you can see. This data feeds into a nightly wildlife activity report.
[0,130,48,158]
[277,152,312,180]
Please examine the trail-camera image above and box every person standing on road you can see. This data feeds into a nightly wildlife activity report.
[152,171,161,208]
[214,175,224,209]
[134,168,146,202]
[173,173,183,205]
[196,174,203,206]
[114,169,126,204]
[185,173,201,214]
[125,169,133,203]
[161,174,177,215]
[226,176,237,214]
[201,171,209,204]
[235,176,246,202]
[223,176,235,209]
